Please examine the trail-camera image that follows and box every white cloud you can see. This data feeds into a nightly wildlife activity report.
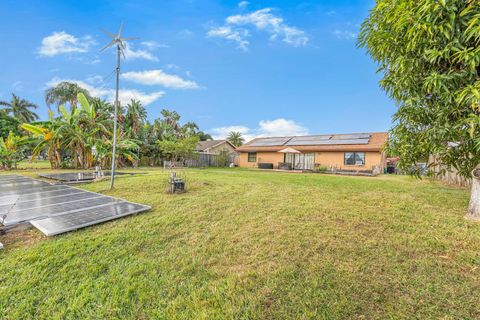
[210,118,308,141]
[46,77,165,106]
[124,43,159,62]
[238,1,249,9]
[326,10,336,16]
[141,41,169,49]
[332,29,357,40]
[38,32,96,57]
[122,70,200,89]
[208,8,308,50]
[207,26,250,51]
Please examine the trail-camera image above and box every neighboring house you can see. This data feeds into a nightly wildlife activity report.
[196,140,237,155]
[236,132,388,172]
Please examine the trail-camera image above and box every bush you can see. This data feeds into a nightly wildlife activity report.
[315,164,328,172]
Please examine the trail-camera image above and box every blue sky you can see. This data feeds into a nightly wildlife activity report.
[0,0,395,140]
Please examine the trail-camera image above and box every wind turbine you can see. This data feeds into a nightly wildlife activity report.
[100,20,138,190]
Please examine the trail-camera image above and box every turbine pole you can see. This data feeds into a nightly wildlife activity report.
[110,42,121,190]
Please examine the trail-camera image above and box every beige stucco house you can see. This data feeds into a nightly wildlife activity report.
[236,132,388,173]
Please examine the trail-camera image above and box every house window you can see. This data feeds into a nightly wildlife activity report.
[344,152,365,165]
[248,152,257,162]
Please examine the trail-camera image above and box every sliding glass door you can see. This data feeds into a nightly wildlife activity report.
[284,153,315,170]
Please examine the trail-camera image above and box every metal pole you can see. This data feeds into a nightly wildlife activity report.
[110,44,121,190]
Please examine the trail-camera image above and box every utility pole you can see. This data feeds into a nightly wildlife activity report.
[100,20,137,190]
[110,43,121,190]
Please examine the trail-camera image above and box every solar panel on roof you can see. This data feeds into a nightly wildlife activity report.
[31,202,151,236]
[249,137,291,147]
[331,133,371,140]
[286,139,370,146]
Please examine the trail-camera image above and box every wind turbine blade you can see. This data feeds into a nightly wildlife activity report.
[101,28,116,39]
[120,37,140,41]
[120,47,126,59]
[117,19,124,37]
[100,40,115,52]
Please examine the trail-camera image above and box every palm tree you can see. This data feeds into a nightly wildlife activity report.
[0,93,38,123]
[227,131,244,147]
[125,99,147,137]
[45,81,91,111]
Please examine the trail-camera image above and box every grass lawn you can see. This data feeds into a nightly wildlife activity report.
[0,168,479,319]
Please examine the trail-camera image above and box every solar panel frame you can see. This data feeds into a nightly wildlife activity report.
[31,202,151,236]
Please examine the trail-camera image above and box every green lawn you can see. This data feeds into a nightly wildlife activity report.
[0,168,479,319]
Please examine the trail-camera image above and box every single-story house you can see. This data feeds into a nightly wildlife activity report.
[235,132,388,172]
[196,140,237,155]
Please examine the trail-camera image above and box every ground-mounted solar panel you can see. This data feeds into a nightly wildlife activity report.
[0,175,151,235]
[39,171,143,183]
[0,176,34,183]
[3,196,123,226]
[0,175,25,180]
[0,191,103,215]
[331,133,371,140]
[0,180,51,192]
[0,188,85,206]
[30,202,151,236]
[0,185,69,198]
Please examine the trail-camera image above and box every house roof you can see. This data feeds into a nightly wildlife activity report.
[196,140,236,152]
[236,132,388,152]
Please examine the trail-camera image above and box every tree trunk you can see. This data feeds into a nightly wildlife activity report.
[467,168,480,221]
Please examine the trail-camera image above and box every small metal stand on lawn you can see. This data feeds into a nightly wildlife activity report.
[169,172,185,193]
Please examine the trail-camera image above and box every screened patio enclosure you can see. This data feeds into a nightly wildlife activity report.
[284,153,315,170]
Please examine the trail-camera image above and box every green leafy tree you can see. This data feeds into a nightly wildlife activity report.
[125,99,147,137]
[0,93,38,123]
[227,131,244,147]
[158,136,199,162]
[0,131,30,169]
[45,81,91,111]
[0,110,21,139]
[359,0,480,218]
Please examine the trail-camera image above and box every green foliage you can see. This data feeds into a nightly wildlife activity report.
[227,131,245,147]
[158,136,199,162]
[0,93,38,123]
[45,81,91,111]
[216,149,231,166]
[0,110,20,139]
[0,131,30,169]
[358,0,480,178]
[315,164,328,172]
